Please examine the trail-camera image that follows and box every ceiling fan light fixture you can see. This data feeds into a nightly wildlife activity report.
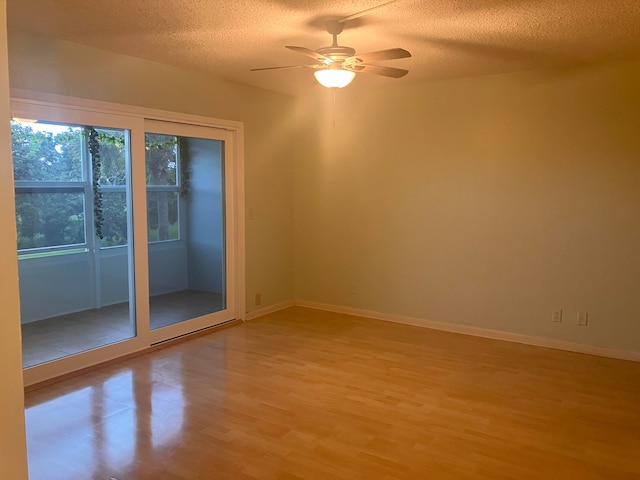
[314,68,356,88]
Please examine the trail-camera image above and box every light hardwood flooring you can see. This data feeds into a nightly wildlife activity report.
[21,290,223,368]
[24,307,640,479]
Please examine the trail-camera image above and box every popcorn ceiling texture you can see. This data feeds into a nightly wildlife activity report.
[7,0,640,95]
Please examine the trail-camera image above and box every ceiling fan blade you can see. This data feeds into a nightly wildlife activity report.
[345,48,411,64]
[285,46,332,64]
[250,65,314,72]
[346,64,409,78]
[337,0,403,23]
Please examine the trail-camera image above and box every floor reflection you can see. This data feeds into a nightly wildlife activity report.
[150,357,185,449]
[25,351,196,480]
[26,386,97,480]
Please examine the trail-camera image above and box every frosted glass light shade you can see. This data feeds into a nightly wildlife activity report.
[314,69,356,88]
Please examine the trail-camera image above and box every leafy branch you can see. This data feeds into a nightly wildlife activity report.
[87,127,104,240]
[177,137,191,198]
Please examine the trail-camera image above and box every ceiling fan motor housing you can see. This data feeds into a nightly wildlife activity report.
[317,46,356,66]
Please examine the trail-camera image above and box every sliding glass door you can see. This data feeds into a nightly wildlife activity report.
[145,120,235,343]
[10,97,242,385]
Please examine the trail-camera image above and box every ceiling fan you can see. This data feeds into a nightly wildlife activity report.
[251,1,411,89]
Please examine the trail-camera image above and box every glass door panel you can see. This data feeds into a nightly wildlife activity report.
[145,121,232,338]
[12,120,136,368]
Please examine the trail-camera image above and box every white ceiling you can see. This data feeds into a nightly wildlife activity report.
[7,0,640,96]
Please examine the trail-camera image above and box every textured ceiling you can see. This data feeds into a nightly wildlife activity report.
[7,0,640,96]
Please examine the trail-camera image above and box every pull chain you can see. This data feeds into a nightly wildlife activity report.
[333,88,336,128]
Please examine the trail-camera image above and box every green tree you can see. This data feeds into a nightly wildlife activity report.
[12,122,85,249]
[97,130,128,246]
[145,134,178,241]
[11,122,131,250]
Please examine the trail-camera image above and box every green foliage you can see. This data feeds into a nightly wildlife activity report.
[147,191,179,241]
[97,130,127,185]
[145,134,183,241]
[88,127,104,239]
[144,134,191,196]
[15,193,85,250]
[96,130,128,245]
[178,136,191,198]
[12,122,86,250]
[11,123,82,182]
[100,192,128,247]
[148,221,179,242]
[12,121,129,250]
[12,122,184,251]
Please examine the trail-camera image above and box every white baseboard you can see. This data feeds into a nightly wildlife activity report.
[245,300,295,320]
[294,300,640,363]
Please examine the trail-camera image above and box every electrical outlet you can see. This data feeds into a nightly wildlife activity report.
[255,293,261,306]
[552,310,563,323]
[577,312,588,326]
[351,283,358,295]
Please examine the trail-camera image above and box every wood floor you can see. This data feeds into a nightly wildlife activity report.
[24,307,640,479]
[21,290,223,368]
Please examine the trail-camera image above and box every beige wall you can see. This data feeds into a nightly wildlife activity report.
[8,30,298,313]
[294,59,640,353]
[0,4,29,479]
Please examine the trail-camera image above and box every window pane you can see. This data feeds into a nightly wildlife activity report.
[101,192,128,247]
[12,121,83,182]
[147,133,225,330]
[147,191,179,241]
[15,192,86,250]
[145,134,178,186]
[97,129,127,186]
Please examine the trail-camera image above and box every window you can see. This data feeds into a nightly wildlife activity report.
[11,120,130,255]
[15,192,86,251]
[13,121,86,256]
[145,133,181,242]
[97,128,128,247]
